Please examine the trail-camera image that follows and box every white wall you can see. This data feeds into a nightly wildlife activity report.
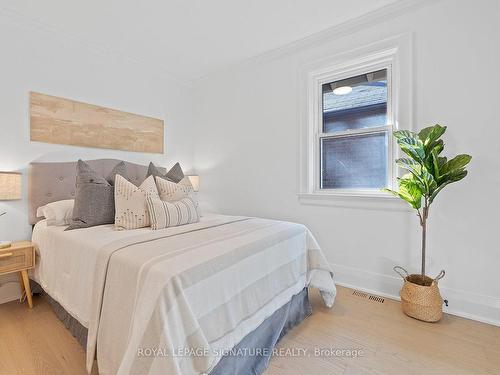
[192,0,500,325]
[0,12,195,302]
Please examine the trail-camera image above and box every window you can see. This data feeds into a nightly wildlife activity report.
[299,36,412,204]
[320,68,391,190]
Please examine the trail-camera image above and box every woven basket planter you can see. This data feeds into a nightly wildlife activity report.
[394,267,445,323]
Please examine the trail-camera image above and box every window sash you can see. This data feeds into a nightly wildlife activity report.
[319,124,391,139]
[318,125,393,190]
[314,63,394,193]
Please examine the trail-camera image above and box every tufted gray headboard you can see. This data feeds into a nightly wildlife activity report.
[28,159,165,225]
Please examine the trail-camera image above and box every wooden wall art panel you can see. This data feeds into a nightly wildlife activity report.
[30,92,164,153]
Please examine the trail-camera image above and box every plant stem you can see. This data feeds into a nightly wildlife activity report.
[421,214,426,276]
[421,197,430,277]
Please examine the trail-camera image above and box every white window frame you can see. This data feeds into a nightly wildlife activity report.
[315,58,395,195]
[299,35,412,206]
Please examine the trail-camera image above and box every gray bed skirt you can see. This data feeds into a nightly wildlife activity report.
[211,287,312,375]
[37,284,311,375]
[42,289,89,348]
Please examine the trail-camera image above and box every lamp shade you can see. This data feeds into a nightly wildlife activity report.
[187,175,200,192]
[0,172,22,200]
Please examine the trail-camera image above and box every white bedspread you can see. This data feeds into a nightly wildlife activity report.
[32,214,336,375]
[32,219,157,327]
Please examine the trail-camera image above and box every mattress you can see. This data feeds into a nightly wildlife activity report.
[31,214,336,375]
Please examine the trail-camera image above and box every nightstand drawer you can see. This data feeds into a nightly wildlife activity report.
[0,246,34,275]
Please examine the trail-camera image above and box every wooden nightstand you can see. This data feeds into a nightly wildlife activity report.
[0,241,35,308]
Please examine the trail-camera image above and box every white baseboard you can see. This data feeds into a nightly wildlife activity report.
[332,263,500,327]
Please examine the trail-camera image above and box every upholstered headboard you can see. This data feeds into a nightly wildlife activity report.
[28,159,165,225]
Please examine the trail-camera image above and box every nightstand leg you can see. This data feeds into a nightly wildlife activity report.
[20,270,33,308]
[18,272,25,296]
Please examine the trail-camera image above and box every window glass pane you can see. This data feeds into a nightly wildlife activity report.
[322,69,387,133]
[321,132,388,189]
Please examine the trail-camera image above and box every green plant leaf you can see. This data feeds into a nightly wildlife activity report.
[382,188,400,198]
[431,139,444,155]
[383,188,421,209]
[421,126,447,159]
[430,149,440,179]
[389,123,470,209]
[397,137,426,163]
[420,168,438,195]
[429,170,467,203]
[441,154,472,175]
[396,157,419,169]
[396,158,420,175]
[429,180,451,203]
[417,126,434,142]
[448,168,468,182]
[430,169,468,203]
[390,174,423,209]
[437,156,448,167]
[395,158,426,190]
[424,140,445,174]
[394,130,416,140]
[418,124,447,144]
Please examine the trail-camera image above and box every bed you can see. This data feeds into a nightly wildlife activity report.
[29,159,336,375]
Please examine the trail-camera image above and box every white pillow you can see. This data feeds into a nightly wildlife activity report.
[146,196,199,230]
[154,176,201,215]
[114,175,159,230]
[36,199,74,226]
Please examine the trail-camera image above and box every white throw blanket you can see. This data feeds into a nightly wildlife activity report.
[82,215,336,374]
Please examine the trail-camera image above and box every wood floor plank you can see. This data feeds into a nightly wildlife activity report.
[0,287,498,375]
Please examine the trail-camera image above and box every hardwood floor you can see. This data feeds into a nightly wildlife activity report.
[0,286,499,375]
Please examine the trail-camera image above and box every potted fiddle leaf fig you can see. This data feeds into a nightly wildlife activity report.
[384,124,471,322]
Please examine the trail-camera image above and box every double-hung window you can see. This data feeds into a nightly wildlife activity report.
[320,67,392,191]
[300,44,407,202]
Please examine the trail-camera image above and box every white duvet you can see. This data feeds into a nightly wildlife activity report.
[32,214,336,375]
[32,218,157,327]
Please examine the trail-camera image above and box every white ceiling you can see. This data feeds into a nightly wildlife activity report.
[1,0,399,82]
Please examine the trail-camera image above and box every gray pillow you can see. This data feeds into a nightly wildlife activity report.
[147,162,184,183]
[66,160,127,230]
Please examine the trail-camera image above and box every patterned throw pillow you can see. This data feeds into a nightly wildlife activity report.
[154,176,200,215]
[146,196,199,230]
[114,175,159,230]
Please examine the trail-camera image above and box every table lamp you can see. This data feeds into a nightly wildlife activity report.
[0,172,22,249]
[187,175,200,192]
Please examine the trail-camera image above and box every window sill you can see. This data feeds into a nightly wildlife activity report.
[298,191,411,211]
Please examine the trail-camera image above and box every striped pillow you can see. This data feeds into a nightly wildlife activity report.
[146,196,199,230]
